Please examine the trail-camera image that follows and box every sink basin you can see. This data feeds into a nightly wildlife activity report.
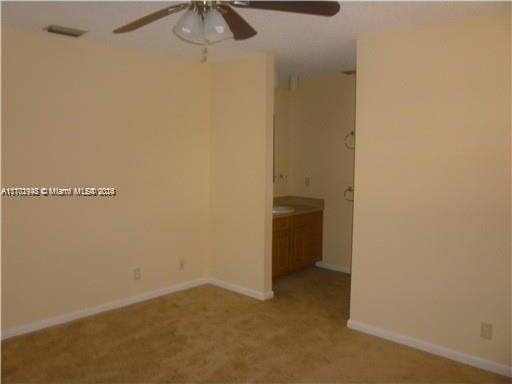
[273,206,295,214]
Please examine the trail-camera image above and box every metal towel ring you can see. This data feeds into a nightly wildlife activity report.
[344,131,355,149]
[344,186,354,202]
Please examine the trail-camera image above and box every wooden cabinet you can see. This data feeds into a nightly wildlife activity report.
[272,211,323,278]
[272,222,291,277]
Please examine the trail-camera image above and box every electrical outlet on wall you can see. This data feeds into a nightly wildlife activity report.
[179,258,185,271]
[480,322,493,340]
[133,267,141,281]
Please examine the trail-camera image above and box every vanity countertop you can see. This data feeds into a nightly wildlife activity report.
[273,196,324,218]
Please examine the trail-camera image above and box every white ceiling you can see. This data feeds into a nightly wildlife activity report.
[2,1,509,77]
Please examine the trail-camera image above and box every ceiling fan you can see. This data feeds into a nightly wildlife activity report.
[113,1,341,46]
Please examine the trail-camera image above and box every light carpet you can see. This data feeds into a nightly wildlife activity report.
[2,267,510,382]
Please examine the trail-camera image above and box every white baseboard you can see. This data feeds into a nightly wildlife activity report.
[2,277,273,340]
[347,319,512,378]
[208,278,274,301]
[315,261,351,274]
[1,277,209,340]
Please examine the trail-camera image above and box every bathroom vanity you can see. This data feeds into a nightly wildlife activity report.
[272,197,323,278]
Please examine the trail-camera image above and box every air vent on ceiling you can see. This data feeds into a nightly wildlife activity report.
[45,25,87,38]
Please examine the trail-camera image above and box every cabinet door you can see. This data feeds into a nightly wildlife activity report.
[311,212,323,263]
[292,225,313,269]
[273,228,291,277]
[291,212,323,268]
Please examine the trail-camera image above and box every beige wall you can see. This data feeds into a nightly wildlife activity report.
[351,11,511,366]
[0,17,3,335]
[2,28,274,330]
[209,54,274,295]
[273,83,290,197]
[2,27,212,329]
[274,75,356,271]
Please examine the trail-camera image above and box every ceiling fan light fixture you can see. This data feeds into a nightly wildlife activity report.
[204,7,233,43]
[114,1,341,46]
[172,7,205,45]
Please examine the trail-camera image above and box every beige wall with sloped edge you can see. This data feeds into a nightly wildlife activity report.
[273,74,356,271]
[209,53,274,296]
[1,27,212,330]
[350,11,511,367]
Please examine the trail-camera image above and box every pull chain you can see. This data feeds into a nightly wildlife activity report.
[200,45,208,63]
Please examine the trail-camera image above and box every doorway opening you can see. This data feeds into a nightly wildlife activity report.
[271,72,356,312]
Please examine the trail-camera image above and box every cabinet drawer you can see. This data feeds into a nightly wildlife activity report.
[292,211,322,228]
[273,217,290,231]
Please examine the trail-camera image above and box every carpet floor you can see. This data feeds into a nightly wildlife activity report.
[2,267,510,383]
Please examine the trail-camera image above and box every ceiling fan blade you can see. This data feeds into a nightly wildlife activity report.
[228,1,340,16]
[218,4,257,40]
[113,3,189,33]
